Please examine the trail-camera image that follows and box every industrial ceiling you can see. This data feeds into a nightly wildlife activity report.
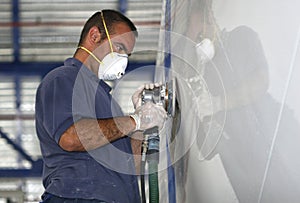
[1,0,162,62]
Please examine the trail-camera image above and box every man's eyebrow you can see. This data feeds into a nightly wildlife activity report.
[115,42,129,54]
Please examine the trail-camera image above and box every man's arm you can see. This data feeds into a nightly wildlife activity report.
[59,116,136,152]
[130,131,144,174]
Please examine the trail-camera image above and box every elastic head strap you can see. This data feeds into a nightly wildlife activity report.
[101,11,114,54]
[78,46,103,64]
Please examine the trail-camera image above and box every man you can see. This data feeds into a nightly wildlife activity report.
[35,9,166,203]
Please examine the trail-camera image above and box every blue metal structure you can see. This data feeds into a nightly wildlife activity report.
[163,0,176,202]
[0,129,43,177]
[119,0,128,14]
[12,0,20,63]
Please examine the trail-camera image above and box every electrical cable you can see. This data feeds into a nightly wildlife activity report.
[140,159,146,203]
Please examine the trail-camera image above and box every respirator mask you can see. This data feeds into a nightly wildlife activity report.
[98,52,128,80]
[79,12,129,81]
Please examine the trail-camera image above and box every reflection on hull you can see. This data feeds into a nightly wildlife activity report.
[159,0,300,202]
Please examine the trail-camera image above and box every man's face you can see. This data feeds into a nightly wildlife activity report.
[97,22,136,59]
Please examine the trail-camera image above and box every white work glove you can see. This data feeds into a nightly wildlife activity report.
[144,83,162,90]
[131,101,167,131]
[131,83,162,109]
[131,85,144,109]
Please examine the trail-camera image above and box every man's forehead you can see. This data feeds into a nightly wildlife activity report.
[111,23,136,52]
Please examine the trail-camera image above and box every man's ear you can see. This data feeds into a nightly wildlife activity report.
[88,26,101,44]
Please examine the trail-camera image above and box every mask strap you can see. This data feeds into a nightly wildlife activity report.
[78,46,103,64]
[101,12,114,55]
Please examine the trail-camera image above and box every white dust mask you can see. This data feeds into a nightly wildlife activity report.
[98,52,128,80]
[195,38,215,64]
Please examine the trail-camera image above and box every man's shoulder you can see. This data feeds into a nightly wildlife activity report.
[40,63,79,87]
[47,64,78,79]
[224,26,259,43]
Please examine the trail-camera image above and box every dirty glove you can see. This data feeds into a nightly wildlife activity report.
[131,85,144,109]
[131,83,162,109]
[144,82,162,90]
[130,102,167,131]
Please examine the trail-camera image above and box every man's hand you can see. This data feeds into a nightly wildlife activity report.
[131,85,144,109]
[131,83,162,109]
[131,102,167,131]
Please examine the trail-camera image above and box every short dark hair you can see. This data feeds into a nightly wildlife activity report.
[78,9,138,46]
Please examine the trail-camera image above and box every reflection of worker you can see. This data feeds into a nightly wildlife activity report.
[35,10,166,203]
[173,1,270,202]
[186,0,269,119]
[188,2,300,202]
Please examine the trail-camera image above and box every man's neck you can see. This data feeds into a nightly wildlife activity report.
[74,48,98,76]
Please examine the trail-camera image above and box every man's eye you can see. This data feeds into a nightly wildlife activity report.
[116,45,124,51]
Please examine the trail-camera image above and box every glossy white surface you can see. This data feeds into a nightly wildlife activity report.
[162,0,300,202]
